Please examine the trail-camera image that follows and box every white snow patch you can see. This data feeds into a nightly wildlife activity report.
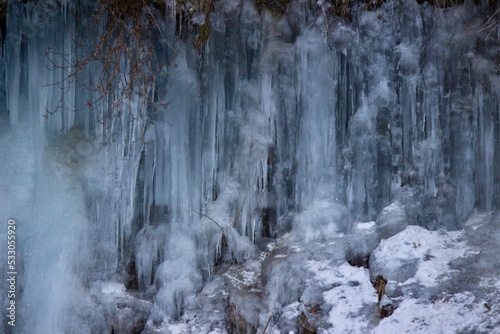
[356,221,376,230]
[372,226,470,286]
[374,293,488,334]
[165,322,189,334]
[97,282,127,295]
[307,261,377,334]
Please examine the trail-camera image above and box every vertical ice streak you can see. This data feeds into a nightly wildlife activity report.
[5,2,22,129]
[295,29,337,209]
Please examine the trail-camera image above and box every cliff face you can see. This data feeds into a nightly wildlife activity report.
[1,0,499,333]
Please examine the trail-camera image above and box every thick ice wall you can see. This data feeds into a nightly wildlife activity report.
[5,0,76,136]
[2,1,155,330]
[326,0,500,226]
[2,0,500,330]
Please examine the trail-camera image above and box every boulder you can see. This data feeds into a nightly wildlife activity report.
[376,202,408,240]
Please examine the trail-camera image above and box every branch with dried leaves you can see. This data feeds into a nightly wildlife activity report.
[44,0,176,143]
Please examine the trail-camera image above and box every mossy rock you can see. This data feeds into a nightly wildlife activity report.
[193,23,210,48]
[106,0,165,17]
[0,2,7,20]
[255,0,292,15]
[365,0,387,11]
[416,0,465,7]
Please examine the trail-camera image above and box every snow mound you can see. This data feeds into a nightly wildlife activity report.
[369,226,469,285]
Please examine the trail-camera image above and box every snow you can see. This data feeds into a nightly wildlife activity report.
[317,223,499,334]
[356,221,376,230]
[374,294,490,334]
[370,226,470,286]
[99,282,127,295]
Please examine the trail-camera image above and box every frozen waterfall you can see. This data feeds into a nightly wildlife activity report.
[1,0,499,333]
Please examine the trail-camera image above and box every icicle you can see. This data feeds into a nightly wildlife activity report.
[5,1,23,129]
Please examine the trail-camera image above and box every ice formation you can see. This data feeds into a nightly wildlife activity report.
[0,0,499,333]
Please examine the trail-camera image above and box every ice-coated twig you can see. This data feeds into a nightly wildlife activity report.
[141,0,178,56]
[478,7,500,33]
[192,209,224,233]
[262,315,272,334]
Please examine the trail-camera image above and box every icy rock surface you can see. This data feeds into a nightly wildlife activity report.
[136,214,500,333]
[91,282,152,334]
[369,226,469,284]
[345,221,379,265]
[375,202,408,240]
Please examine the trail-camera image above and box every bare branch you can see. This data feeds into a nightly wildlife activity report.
[192,209,225,233]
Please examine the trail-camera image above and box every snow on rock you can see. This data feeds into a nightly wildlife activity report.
[346,200,410,269]
[369,226,469,285]
[374,293,493,334]
[308,261,377,334]
[99,282,127,295]
[90,282,152,334]
[376,201,408,240]
[345,221,379,266]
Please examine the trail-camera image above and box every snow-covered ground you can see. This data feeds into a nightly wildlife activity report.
[132,209,499,333]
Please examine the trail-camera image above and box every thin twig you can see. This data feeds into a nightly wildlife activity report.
[478,7,500,33]
[262,315,272,334]
[192,209,224,233]
[141,0,178,55]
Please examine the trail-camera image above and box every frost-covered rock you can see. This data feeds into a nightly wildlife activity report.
[262,246,308,307]
[379,295,395,318]
[345,221,379,267]
[91,282,152,334]
[308,261,378,333]
[376,202,408,240]
[181,276,230,333]
[393,186,422,225]
[369,226,469,284]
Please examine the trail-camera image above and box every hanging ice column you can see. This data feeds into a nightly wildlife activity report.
[294,30,338,209]
[290,28,353,239]
[136,49,204,320]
